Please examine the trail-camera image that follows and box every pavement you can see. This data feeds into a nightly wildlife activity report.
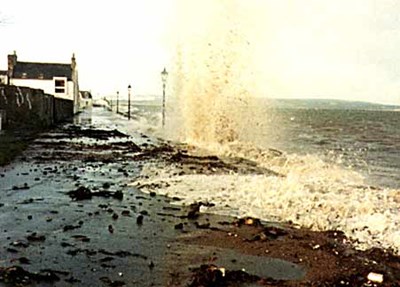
[0,108,399,287]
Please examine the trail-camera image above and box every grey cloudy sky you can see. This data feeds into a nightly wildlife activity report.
[1,0,400,104]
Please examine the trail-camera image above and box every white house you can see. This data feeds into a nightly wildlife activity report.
[0,70,7,85]
[79,90,93,109]
[6,51,80,113]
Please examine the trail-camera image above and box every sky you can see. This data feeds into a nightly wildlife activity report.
[1,0,400,105]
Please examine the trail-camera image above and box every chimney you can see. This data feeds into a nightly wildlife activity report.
[71,53,76,70]
[7,50,17,82]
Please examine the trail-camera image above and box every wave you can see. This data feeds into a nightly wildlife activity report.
[131,136,400,254]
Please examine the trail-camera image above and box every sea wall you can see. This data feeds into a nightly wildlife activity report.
[0,84,73,130]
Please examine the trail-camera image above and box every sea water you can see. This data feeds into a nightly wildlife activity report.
[127,0,400,253]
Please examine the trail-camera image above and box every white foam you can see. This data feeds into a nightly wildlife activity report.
[131,142,400,254]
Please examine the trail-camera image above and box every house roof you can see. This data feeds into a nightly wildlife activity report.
[13,61,72,80]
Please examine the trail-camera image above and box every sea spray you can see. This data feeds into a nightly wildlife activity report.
[165,0,271,146]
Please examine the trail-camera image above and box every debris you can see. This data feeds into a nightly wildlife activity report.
[136,215,144,225]
[12,183,30,190]
[174,223,184,230]
[0,266,60,285]
[140,210,149,216]
[99,276,126,287]
[195,222,211,229]
[67,186,92,200]
[187,202,203,219]
[11,241,29,248]
[26,232,46,242]
[188,264,262,287]
[234,217,262,227]
[149,261,155,269]
[71,235,90,242]
[68,186,123,200]
[367,272,384,283]
[65,276,81,283]
[16,257,30,264]
[63,225,81,232]
[121,210,130,216]
[249,226,288,241]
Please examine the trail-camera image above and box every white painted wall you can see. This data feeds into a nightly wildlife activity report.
[10,78,74,101]
[0,75,7,85]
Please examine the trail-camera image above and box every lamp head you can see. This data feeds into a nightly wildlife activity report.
[161,68,168,85]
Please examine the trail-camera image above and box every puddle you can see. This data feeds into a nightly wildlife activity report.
[215,249,305,280]
[172,243,305,282]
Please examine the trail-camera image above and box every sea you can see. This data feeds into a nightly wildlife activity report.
[103,97,400,254]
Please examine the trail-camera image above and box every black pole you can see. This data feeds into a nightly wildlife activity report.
[128,85,131,120]
[116,91,119,114]
[162,83,166,127]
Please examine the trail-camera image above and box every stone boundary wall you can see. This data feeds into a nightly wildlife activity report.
[54,98,73,123]
[0,84,73,130]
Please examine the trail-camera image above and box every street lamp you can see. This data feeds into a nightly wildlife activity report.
[116,91,119,114]
[127,85,131,120]
[161,67,168,127]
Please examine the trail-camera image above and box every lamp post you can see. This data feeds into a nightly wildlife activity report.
[116,91,119,114]
[161,67,168,127]
[127,85,131,120]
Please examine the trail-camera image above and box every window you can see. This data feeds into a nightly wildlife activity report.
[54,78,66,94]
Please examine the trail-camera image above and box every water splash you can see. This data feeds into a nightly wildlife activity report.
[166,0,269,145]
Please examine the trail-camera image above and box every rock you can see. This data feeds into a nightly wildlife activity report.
[234,217,262,227]
[12,183,30,190]
[114,190,123,200]
[67,186,92,200]
[195,222,210,229]
[187,202,203,219]
[6,248,18,253]
[17,257,30,264]
[189,264,262,287]
[174,223,184,230]
[250,226,288,241]
[11,241,29,248]
[99,276,126,287]
[26,232,46,242]
[148,261,155,269]
[140,210,149,216]
[71,234,90,242]
[136,215,144,225]
[0,266,60,285]
[121,210,130,216]
[63,225,81,232]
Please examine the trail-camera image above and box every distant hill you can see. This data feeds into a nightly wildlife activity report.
[268,99,400,110]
